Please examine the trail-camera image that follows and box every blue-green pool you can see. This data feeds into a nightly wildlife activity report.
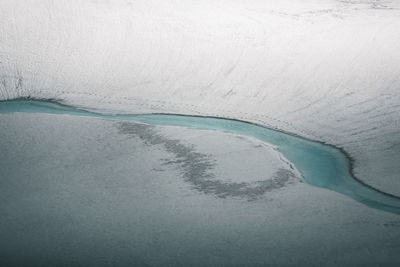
[1,99,399,214]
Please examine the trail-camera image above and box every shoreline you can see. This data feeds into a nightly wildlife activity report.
[2,97,400,206]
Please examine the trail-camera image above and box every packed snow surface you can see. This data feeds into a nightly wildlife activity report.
[1,0,400,195]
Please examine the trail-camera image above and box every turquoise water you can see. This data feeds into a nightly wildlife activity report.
[1,99,399,214]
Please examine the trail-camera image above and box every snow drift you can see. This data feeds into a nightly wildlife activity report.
[1,0,400,195]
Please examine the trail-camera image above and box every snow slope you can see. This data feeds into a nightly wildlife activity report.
[1,0,400,195]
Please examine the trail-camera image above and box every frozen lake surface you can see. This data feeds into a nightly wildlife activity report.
[1,100,399,214]
[1,100,400,266]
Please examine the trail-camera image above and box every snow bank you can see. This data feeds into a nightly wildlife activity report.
[1,0,399,195]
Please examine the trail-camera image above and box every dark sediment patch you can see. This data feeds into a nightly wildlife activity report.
[117,121,298,200]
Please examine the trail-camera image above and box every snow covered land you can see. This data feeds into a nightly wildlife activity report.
[1,1,400,265]
[1,0,400,195]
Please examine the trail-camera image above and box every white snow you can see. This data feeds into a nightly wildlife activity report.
[1,0,400,195]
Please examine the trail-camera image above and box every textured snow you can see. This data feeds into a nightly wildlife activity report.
[1,0,400,195]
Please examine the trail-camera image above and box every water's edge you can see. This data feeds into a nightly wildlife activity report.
[1,98,399,215]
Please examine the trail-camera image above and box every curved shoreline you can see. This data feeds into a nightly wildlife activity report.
[1,98,400,214]
[4,97,400,201]
[148,114,400,201]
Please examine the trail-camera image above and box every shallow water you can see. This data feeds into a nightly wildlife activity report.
[1,99,399,214]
